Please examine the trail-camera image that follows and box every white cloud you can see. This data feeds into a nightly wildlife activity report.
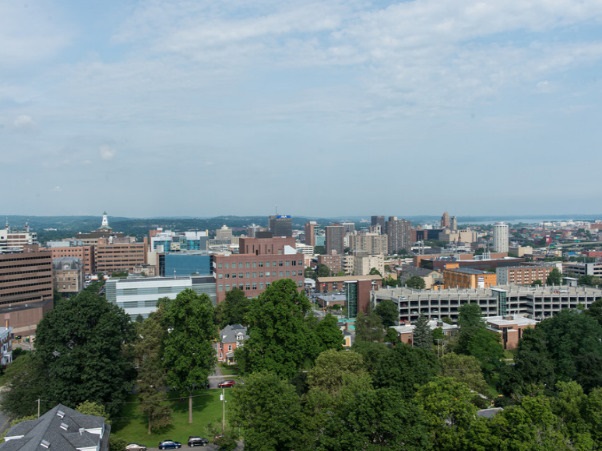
[12,114,36,130]
[99,145,117,161]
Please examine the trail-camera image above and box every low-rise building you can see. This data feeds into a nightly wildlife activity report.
[216,324,248,365]
[52,257,85,295]
[485,315,537,350]
[443,266,497,289]
[496,265,554,286]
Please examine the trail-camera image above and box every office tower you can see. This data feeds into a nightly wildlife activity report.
[441,212,451,228]
[371,216,386,234]
[268,215,293,237]
[386,216,413,254]
[492,222,509,253]
[451,216,458,232]
[342,222,356,234]
[304,221,317,247]
[325,224,345,255]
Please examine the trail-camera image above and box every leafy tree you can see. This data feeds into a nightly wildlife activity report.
[415,376,478,450]
[586,298,602,327]
[236,279,319,379]
[355,311,385,343]
[316,263,331,278]
[135,311,172,433]
[585,387,602,445]
[546,267,562,285]
[373,343,440,398]
[383,275,399,287]
[1,352,45,418]
[313,313,343,352]
[352,341,391,376]
[374,299,398,327]
[406,276,426,289]
[413,315,433,350]
[217,288,250,328]
[230,371,303,451]
[440,353,489,396]
[307,349,370,397]
[551,381,592,447]
[161,289,217,423]
[531,279,543,287]
[34,290,135,418]
[76,401,110,423]
[369,267,382,276]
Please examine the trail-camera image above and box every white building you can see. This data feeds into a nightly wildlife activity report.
[492,222,509,253]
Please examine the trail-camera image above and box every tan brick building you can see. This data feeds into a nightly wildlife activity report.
[443,265,497,289]
[49,245,95,275]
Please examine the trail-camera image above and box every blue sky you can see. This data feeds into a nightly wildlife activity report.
[1,0,602,217]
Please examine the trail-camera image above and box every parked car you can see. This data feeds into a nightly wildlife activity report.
[125,445,147,451]
[218,380,236,388]
[158,440,182,449]
[188,436,209,447]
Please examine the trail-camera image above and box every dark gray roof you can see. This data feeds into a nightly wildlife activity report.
[476,407,504,419]
[0,404,109,451]
[220,324,248,343]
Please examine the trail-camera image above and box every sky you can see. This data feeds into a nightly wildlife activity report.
[1,0,602,218]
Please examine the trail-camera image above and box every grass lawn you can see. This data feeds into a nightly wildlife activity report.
[218,363,239,376]
[112,389,231,446]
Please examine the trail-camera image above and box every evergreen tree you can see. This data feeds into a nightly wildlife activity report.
[413,315,433,349]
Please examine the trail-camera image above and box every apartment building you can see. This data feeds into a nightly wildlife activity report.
[443,266,497,289]
[52,257,85,295]
[348,232,388,255]
[386,217,414,254]
[496,265,555,285]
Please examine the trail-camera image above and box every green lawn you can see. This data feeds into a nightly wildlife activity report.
[218,363,239,376]
[112,389,230,446]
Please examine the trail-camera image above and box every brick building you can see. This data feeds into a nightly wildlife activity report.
[443,265,497,289]
[0,249,53,337]
[49,245,95,275]
[496,265,555,285]
[213,236,304,302]
[94,238,148,274]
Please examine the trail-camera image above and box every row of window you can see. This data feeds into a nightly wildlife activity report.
[216,260,302,269]
[218,271,299,279]
[218,280,303,292]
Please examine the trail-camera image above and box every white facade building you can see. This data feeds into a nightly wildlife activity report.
[492,222,509,253]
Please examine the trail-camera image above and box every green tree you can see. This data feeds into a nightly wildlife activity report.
[586,298,602,327]
[373,343,440,398]
[0,353,45,418]
[546,268,562,285]
[217,288,251,328]
[440,353,489,396]
[369,267,382,276]
[316,263,331,278]
[236,279,319,379]
[355,311,385,343]
[230,371,303,451]
[313,313,343,352]
[135,311,172,433]
[34,290,135,418]
[374,299,398,327]
[406,276,426,289]
[531,279,543,287]
[76,401,110,422]
[307,349,370,397]
[161,289,217,423]
[415,376,478,450]
[413,315,433,350]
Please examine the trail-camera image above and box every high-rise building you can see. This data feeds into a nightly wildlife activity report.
[371,216,386,234]
[268,215,293,237]
[342,222,356,234]
[386,217,413,254]
[0,249,53,337]
[304,221,317,247]
[441,212,451,229]
[325,224,345,255]
[451,216,458,232]
[493,222,509,253]
[348,232,388,256]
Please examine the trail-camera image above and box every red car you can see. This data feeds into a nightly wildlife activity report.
[218,380,236,388]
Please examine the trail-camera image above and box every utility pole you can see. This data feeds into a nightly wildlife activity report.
[221,388,226,433]
[37,398,40,418]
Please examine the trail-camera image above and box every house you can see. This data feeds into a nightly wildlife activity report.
[216,324,248,365]
[0,404,110,450]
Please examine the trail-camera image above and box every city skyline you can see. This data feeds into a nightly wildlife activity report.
[2,1,602,217]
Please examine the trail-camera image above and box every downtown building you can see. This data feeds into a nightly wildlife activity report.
[212,236,304,303]
[386,217,414,254]
[0,248,53,337]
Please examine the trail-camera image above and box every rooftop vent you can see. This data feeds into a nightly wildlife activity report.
[60,422,68,431]
[56,410,65,418]
[40,439,50,448]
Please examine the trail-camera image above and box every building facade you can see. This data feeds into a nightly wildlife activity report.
[304,221,317,247]
[443,266,497,289]
[325,225,345,255]
[48,245,95,275]
[268,215,293,237]
[386,217,413,254]
[496,265,555,285]
[0,249,53,337]
[52,257,85,295]
[492,222,509,253]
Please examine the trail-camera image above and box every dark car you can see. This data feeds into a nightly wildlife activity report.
[188,436,209,447]
[218,379,236,388]
[158,440,182,449]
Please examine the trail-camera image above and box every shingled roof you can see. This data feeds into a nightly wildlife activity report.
[0,404,110,451]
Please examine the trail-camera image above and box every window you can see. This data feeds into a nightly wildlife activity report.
[232,273,237,278]
[265,262,270,267]
[259,261,264,267]
[252,283,257,290]
[279,271,283,277]
[245,283,251,290]
[279,261,283,267]
[286,261,290,266]
[260,282,264,289]
[218,284,224,291]
[228,345,232,351]
[246,262,250,268]
[225,263,230,269]
[259,272,264,277]
[218,274,223,279]
[218,263,223,269]
[239,262,244,268]
[266,272,271,277]
[246,272,250,278]
[252,262,257,268]
[286,271,290,277]
[252,272,257,278]
[239,273,244,279]
[226,284,230,290]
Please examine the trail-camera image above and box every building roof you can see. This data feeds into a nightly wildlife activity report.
[485,315,538,328]
[447,267,488,275]
[220,324,249,343]
[1,404,109,451]
[317,274,382,283]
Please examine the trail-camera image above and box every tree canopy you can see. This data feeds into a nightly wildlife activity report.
[374,299,399,327]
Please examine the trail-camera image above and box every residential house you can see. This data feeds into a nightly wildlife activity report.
[216,324,248,365]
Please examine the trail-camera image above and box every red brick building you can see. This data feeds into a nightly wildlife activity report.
[213,237,304,302]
